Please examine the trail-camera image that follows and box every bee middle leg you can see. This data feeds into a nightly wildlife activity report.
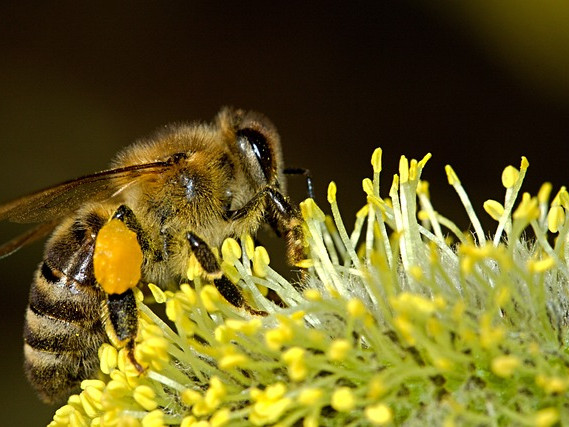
[186,232,266,316]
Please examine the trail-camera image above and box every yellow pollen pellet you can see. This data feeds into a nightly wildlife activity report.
[331,387,355,412]
[94,219,143,295]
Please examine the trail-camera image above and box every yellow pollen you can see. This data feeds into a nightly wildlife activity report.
[94,219,143,295]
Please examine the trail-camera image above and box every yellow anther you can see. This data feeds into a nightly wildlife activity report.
[201,285,221,312]
[371,147,382,173]
[303,288,321,301]
[331,387,355,412]
[142,409,164,427]
[483,200,505,221]
[417,180,430,196]
[181,388,202,406]
[445,165,460,186]
[300,198,326,222]
[365,403,393,425]
[491,355,520,378]
[148,283,167,304]
[221,238,242,264]
[253,246,270,277]
[133,385,158,411]
[98,343,118,374]
[327,181,337,204]
[538,182,553,205]
[418,153,432,169]
[328,339,351,362]
[210,408,230,427]
[535,408,559,427]
[547,206,565,233]
[347,298,366,318]
[513,193,539,221]
[501,165,519,188]
[180,284,197,306]
[399,155,409,183]
[362,178,374,197]
[219,352,249,370]
[298,388,323,405]
[528,257,556,273]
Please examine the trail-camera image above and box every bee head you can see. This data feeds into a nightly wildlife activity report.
[219,108,285,192]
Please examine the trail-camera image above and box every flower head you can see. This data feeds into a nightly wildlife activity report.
[49,149,569,426]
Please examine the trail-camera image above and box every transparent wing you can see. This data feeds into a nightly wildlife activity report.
[0,220,60,259]
[0,162,170,223]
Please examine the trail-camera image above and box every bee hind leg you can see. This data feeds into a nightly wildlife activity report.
[186,232,266,316]
[105,289,144,372]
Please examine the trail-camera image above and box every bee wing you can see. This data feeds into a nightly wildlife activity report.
[0,161,170,223]
[0,220,60,259]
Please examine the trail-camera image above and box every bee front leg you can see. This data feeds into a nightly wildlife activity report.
[187,232,266,316]
[225,186,305,267]
[263,187,306,267]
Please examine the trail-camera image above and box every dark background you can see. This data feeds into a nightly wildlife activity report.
[1,2,568,424]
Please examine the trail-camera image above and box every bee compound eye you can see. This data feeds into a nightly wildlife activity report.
[236,128,273,181]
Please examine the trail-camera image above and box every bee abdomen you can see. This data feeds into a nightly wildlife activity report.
[24,259,106,403]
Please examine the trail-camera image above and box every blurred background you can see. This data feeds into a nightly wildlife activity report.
[1,2,568,424]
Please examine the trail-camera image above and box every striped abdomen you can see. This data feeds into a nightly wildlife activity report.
[23,213,107,404]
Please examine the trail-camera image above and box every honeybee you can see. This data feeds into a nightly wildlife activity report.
[0,107,310,404]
